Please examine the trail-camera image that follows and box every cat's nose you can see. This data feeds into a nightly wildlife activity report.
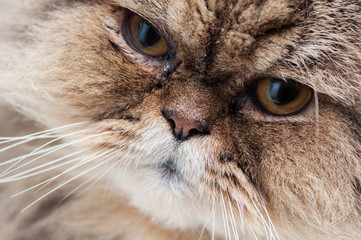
[162,111,208,141]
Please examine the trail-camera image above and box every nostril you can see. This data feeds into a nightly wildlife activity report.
[184,124,209,138]
[168,118,176,129]
[188,128,200,137]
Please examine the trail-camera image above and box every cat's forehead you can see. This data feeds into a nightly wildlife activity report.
[114,0,303,31]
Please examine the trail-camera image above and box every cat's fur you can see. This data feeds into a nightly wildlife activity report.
[0,0,360,239]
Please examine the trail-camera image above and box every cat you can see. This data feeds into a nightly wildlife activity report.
[0,0,360,239]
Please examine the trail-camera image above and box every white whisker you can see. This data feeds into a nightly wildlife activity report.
[0,137,45,154]
[0,133,59,144]
[198,193,215,240]
[212,182,216,240]
[220,191,230,240]
[59,150,121,203]
[2,157,83,182]
[189,186,203,212]
[258,194,280,240]
[250,227,260,240]
[0,148,89,182]
[121,151,136,182]
[1,130,114,178]
[20,153,114,212]
[102,161,120,204]
[235,197,245,231]
[0,129,89,177]
[19,128,88,156]
[32,147,116,195]
[0,121,89,144]
[249,196,273,240]
[12,148,115,197]
[0,145,66,167]
[228,197,240,240]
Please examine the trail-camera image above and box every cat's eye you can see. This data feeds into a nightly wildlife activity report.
[127,13,168,57]
[255,77,312,115]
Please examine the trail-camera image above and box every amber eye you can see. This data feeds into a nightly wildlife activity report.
[255,77,312,115]
[127,13,168,57]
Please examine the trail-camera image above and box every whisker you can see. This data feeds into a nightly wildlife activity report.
[2,157,84,183]
[59,167,106,202]
[258,194,280,240]
[235,198,245,231]
[198,192,215,240]
[59,150,121,204]
[0,145,66,167]
[20,153,114,212]
[12,148,115,197]
[250,227,260,240]
[220,191,230,240]
[227,197,240,240]
[249,196,273,240]
[222,191,233,240]
[212,182,216,240]
[235,185,274,239]
[32,147,116,195]
[0,148,89,182]
[0,129,87,176]
[188,185,203,212]
[121,151,136,183]
[1,129,89,173]
[0,133,59,144]
[0,121,90,145]
[1,131,112,177]
[0,136,47,154]
[0,146,88,177]
[102,161,120,204]
[17,128,89,157]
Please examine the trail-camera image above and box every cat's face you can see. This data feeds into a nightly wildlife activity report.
[2,0,360,239]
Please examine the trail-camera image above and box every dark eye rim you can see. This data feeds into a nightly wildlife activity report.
[124,10,171,60]
[250,77,314,117]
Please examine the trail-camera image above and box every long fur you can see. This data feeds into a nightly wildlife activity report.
[0,0,360,239]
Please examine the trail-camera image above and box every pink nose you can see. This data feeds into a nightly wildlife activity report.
[163,112,207,141]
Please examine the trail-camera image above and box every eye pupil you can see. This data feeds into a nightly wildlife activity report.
[269,80,300,105]
[137,20,161,48]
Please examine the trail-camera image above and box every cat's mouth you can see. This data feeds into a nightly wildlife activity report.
[159,159,181,181]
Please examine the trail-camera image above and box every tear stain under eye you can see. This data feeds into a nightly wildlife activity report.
[162,60,182,79]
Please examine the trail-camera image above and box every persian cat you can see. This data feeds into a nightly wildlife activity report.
[0,0,360,239]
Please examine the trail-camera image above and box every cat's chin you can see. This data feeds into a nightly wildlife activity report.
[109,159,212,231]
[111,163,254,239]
